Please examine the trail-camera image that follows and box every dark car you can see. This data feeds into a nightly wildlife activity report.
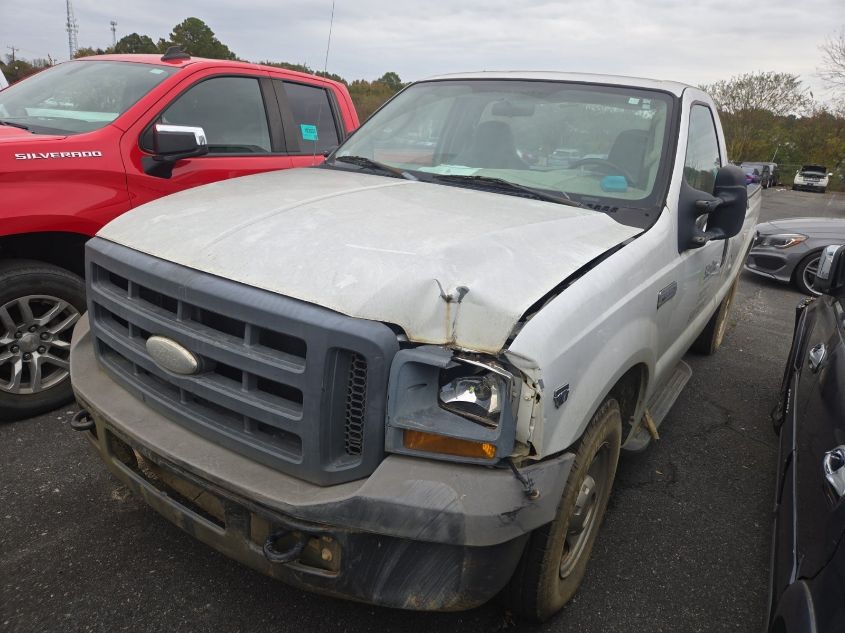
[768,244,845,632]
[746,217,845,295]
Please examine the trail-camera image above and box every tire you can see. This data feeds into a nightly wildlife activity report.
[691,276,739,355]
[505,398,622,622]
[791,185,797,191]
[0,260,85,421]
[793,252,822,296]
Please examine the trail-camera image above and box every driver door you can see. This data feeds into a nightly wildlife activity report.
[120,70,292,209]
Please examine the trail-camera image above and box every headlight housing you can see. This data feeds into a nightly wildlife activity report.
[385,347,519,463]
[438,361,509,427]
[758,233,807,249]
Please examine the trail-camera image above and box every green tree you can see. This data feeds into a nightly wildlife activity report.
[377,71,403,91]
[74,47,109,58]
[115,33,158,54]
[158,18,236,60]
[1,56,51,83]
[701,72,812,160]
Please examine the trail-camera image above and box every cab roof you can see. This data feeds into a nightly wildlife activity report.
[422,71,693,97]
[71,54,343,87]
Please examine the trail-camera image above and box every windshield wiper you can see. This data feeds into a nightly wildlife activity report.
[332,155,416,180]
[0,119,30,131]
[431,174,586,208]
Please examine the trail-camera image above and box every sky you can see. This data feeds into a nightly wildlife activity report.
[1,0,843,100]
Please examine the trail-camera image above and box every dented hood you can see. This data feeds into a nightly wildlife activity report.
[98,168,640,352]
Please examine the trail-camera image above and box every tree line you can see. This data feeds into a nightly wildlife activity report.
[0,18,406,121]
[2,18,843,188]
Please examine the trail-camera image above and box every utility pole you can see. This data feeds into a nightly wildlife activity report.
[6,45,18,62]
[110,21,117,48]
[65,0,79,59]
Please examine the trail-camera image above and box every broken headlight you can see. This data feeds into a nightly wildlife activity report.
[386,347,519,463]
[439,369,507,428]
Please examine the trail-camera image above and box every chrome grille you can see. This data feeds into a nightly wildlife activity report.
[85,239,399,486]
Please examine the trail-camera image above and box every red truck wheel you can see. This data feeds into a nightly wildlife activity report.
[0,261,85,421]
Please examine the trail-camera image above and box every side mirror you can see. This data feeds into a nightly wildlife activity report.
[142,124,208,178]
[679,164,747,251]
[153,124,208,160]
[814,244,845,295]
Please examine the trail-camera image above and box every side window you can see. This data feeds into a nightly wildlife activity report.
[155,76,271,154]
[281,81,340,153]
[683,105,721,194]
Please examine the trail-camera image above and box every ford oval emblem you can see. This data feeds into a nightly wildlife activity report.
[146,335,200,375]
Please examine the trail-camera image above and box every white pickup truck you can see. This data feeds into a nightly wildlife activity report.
[70,72,760,621]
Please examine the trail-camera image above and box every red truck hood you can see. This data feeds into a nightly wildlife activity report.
[0,126,65,142]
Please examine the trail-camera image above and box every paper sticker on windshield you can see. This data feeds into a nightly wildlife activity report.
[300,124,318,141]
[627,97,640,105]
[149,69,165,74]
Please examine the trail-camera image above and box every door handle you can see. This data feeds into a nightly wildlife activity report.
[808,343,827,373]
[823,446,845,498]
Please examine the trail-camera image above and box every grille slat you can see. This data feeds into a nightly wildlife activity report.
[86,239,399,486]
[95,325,304,426]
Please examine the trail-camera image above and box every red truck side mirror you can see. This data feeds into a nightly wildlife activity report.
[143,124,209,178]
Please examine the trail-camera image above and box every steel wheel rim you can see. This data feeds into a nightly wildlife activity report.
[0,295,80,395]
[560,441,610,579]
[803,256,822,296]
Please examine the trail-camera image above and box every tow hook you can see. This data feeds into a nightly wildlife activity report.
[263,529,307,564]
[70,409,95,432]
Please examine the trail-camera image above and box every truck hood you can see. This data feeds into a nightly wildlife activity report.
[0,126,65,142]
[98,168,641,352]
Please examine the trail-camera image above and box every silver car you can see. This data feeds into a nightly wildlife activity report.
[745,217,845,295]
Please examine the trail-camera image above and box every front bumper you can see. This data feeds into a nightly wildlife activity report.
[71,315,574,610]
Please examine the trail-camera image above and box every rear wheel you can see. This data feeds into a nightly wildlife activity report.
[691,276,739,355]
[0,261,85,421]
[506,398,622,622]
[794,252,822,296]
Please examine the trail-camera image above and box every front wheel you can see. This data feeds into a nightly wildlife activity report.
[691,276,739,355]
[0,261,85,421]
[505,398,622,622]
[794,252,822,296]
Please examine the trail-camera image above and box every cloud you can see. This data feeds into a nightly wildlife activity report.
[1,0,840,97]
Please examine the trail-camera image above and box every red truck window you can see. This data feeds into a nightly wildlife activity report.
[152,76,272,154]
[280,81,340,154]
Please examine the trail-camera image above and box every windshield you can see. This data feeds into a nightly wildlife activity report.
[332,79,675,215]
[0,60,177,134]
[801,165,826,173]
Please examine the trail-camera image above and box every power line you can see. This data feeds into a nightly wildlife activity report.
[110,21,118,48]
[6,45,18,63]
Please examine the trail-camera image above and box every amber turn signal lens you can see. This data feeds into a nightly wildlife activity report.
[403,430,496,459]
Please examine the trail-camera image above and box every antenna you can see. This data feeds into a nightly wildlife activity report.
[65,0,79,59]
[323,1,335,73]
[110,21,118,48]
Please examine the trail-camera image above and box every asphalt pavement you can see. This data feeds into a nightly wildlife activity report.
[2,188,843,633]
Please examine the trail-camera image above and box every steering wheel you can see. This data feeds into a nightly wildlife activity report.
[568,157,635,186]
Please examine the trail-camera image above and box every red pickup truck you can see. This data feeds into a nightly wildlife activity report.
[0,51,359,420]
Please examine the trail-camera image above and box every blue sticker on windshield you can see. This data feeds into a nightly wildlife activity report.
[300,124,318,141]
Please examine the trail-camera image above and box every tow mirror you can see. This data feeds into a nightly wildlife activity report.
[679,164,747,251]
[813,244,845,296]
[143,124,208,178]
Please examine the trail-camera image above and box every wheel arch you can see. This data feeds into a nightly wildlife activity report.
[0,232,90,277]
